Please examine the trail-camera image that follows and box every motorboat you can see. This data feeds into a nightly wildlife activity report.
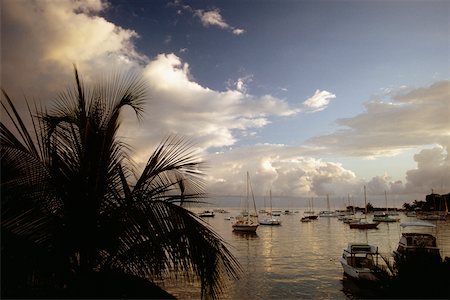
[232,172,259,232]
[339,243,381,281]
[394,221,441,261]
[198,210,215,217]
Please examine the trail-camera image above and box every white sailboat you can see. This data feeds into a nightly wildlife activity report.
[259,189,281,225]
[349,186,379,229]
[232,172,259,232]
[319,194,337,217]
[373,191,399,222]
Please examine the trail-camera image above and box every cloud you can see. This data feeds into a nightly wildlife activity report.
[302,89,336,112]
[405,146,450,194]
[1,0,144,102]
[3,0,446,204]
[307,81,450,157]
[125,53,299,159]
[171,1,245,35]
[227,75,253,93]
[205,144,363,198]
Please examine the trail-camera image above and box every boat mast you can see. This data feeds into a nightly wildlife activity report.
[327,194,330,211]
[246,172,250,221]
[364,185,367,220]
[385,190,388,214]
[271,189,274,215]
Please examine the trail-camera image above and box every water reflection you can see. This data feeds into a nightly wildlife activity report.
[182,208,450,299]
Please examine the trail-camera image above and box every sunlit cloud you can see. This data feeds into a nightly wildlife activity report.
[307,81,450,158]
[171,1,245,35]
[2,0,447,203]
[302,89,337,112]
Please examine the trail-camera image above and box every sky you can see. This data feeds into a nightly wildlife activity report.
[1,0,449,207]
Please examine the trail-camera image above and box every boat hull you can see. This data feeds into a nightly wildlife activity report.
[259,218,281,225]
[339,258,379,281]
[349,222,379,229]
[232,224,259,232]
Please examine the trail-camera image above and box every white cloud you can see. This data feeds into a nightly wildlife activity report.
[3,0,446,204]
[205,144,362,197]
[124,53,300,159]
[232,28,245,35]
[171,1,245,35]
[405,146,450,194]
[195,9,228,28]
[307,81,450,157]
[302,89,336,112]
[1,0,144,101]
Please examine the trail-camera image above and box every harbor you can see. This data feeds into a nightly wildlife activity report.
[169,204,450,299]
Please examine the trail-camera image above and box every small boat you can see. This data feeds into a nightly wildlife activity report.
[198,210,215,217]
[394,222,441,261]
[405,211,417,217]
[259,216,281,225]
[319,195,337,217]
[373,213,398,222]
[349,220,379,229]
[339,243,381,281]
[300,216,311,222]
[349,186,379,229]
[372,192,399,222]
[259,190,281,226]
[304,197,318,219]
[271,210,282,216]
[232,172,259,232]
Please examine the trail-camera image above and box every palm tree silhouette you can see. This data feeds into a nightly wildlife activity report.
[1,67,240,298]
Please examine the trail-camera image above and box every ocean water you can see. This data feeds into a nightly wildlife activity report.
[192,208,450,299]
[168,205,450,299]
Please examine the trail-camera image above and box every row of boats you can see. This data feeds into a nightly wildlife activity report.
[339,221,442,282]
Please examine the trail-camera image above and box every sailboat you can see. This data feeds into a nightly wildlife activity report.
[319,194,337,217]
[232,172,259,232]
[373,191,398,222]
[349,186,379,229]
[259,189,281,225]
[304,197,318,220]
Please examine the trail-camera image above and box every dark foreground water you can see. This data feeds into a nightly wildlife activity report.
[165,206,450,299]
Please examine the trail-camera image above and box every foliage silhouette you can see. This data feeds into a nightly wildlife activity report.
[1,67,240,299]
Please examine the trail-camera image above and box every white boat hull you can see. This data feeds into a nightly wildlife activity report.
[339,258,378,281]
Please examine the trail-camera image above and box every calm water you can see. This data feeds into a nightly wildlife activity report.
[168,207,450,299]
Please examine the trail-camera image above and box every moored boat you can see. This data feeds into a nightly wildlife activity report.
[394,221,441,262]
[198,210,215,217]
[373,213,398,222]
[259,189,281,225]
[300,216,311,222]
[339,243,381,281]
[349,186,379,229]
[232,172,259,232]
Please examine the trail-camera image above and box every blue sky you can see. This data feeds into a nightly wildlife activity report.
[2,0,449,205]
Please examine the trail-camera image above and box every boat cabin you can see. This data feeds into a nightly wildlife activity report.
[342,244,379,268]
[396,233,440,257]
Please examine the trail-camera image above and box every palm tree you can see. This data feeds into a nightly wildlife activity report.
[1,67,240,299]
